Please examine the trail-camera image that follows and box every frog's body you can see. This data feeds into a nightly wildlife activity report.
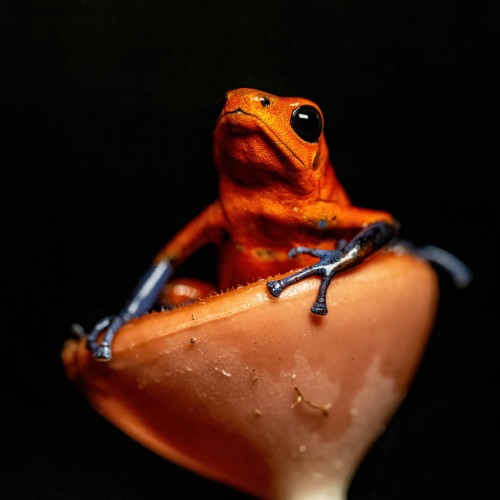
[155,89,394,291]
[86,88,399,361]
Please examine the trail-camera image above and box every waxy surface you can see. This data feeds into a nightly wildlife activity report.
[63,252,438,499]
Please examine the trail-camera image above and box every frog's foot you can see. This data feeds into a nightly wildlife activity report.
[267,221,399,316]
[81,260,175,362]
[85,314,128,361]
[267,248,342,315]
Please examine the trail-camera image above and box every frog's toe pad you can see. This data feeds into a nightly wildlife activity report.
[266,280,283,297]
[311,302,328,316]
[93,343,112,362]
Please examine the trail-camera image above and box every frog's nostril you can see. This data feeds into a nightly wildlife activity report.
[259,96,270,107]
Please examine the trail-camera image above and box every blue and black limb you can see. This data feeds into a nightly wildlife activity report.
[267,221,400,315]
[84,259,174,361]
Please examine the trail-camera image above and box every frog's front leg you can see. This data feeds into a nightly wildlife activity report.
[266,221,400,315]
[85,259,174,361]
[77,201,226,361]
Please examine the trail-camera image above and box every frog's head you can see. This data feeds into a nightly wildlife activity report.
[213,88,331,196]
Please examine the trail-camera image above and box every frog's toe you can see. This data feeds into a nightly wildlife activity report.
[86,316,113,345]
[70,323,86,339]
[266,280,284,297]
[311,301,328,316]
[93,342,112,362]
[288,247,306,258]
[288,246,333,259]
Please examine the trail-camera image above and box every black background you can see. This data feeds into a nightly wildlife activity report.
[2,1,498,498]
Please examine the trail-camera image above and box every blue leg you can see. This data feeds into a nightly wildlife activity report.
[84,259,174,361]
[267,221,399,315]
[393,241,472,288]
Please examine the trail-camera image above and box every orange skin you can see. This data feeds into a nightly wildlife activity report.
[154,88,394,292]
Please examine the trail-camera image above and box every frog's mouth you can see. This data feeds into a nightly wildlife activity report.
[218,109,257,135]
[217,108,306,168]
[218,108,263,128]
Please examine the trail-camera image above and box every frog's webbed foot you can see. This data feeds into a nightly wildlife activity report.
[267,221,399,316]
[78,259,174,362]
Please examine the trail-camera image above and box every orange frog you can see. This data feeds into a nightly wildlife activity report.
[86,88,402,361]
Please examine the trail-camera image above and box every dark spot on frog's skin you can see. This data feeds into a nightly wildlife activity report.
[315,214,337,231]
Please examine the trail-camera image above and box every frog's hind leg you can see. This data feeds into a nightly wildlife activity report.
[392,241,472,289]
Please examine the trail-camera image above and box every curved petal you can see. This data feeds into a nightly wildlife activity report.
[62,251,438,500]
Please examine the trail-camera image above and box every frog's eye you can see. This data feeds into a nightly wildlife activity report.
[290,105,322,143]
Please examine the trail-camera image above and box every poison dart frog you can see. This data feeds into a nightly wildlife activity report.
[85,88,417,360]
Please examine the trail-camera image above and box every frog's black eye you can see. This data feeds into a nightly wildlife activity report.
[290,105,322,143]
[260,96,270,107]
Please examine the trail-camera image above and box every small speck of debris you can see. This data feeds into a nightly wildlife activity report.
[190,337,197,343]
[191,314,196,320]
[291,373,297,379]
[292,386,332,417]
[254,409,263,416]
[298,445,307,453]
[350,407,359,416]
[215,367,232,377]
